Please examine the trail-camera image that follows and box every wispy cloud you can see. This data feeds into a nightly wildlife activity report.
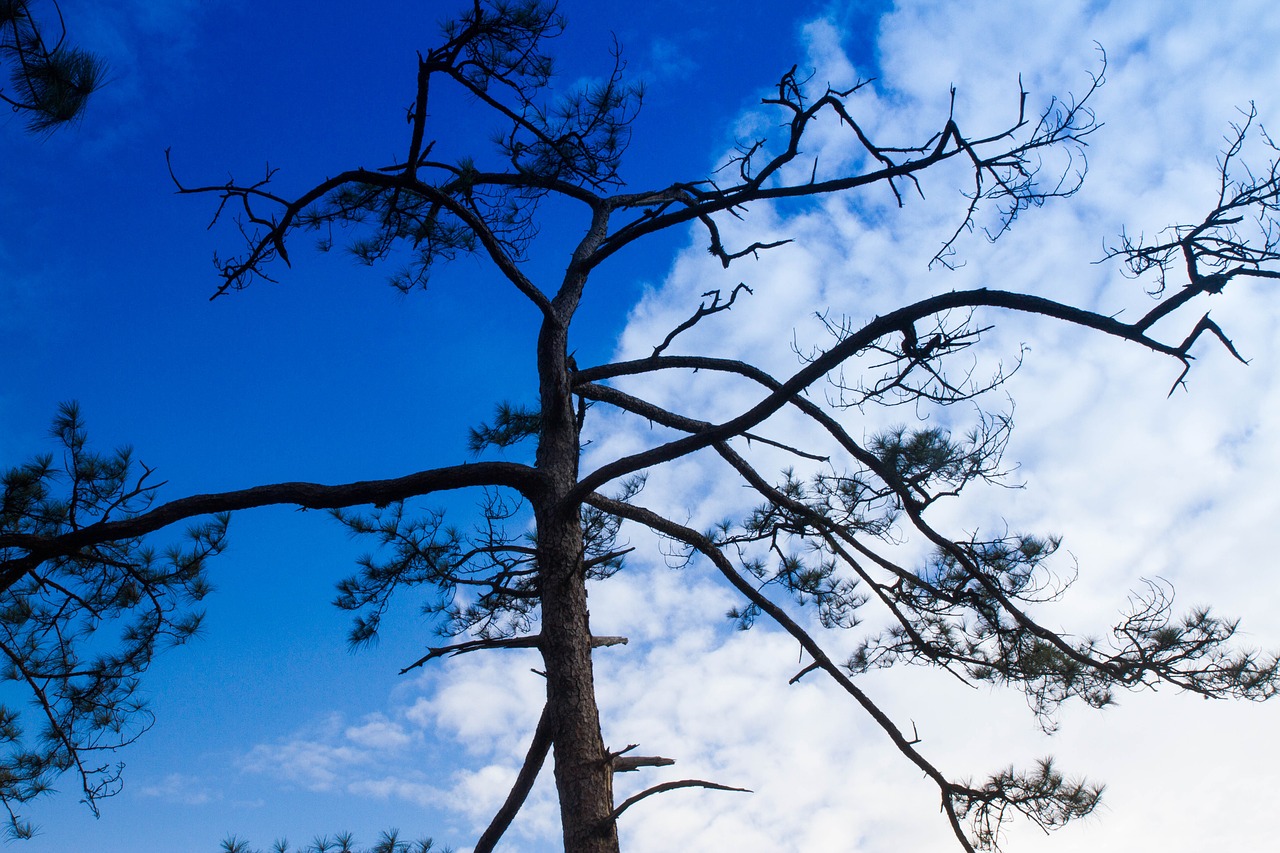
[237,666,553,843]
[344,714,415,751]
[137,772,219,806]
[640,37,699,83]
[240,712,374,792]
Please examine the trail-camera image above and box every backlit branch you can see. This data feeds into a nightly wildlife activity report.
[570,282,1254,503]
[652,284,753,357]
[587,54,1103,274]
[609,780,752,822]
[583,491,1099,852]
[399,633,626,674]
[2,459,538,588]
[473,702,554,853]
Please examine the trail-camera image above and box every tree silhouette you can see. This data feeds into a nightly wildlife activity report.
[4,2,1280,850]
[0,0,104,134]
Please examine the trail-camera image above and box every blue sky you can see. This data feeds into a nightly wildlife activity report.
[3,1,1280,851]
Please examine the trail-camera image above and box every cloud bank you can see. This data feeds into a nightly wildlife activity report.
[232,2,1280,851]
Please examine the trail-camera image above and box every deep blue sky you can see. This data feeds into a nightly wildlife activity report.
[0,1,882,848]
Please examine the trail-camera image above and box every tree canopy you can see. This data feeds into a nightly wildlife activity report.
[2,1,1280,851]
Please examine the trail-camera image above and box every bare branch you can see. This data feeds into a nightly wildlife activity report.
[611,755,675,773]
[399,634,625,675]
[652,284,753,357]
[2,461,538,590]
[571,285,1234,502]
[609,780,752,822]
[474,703,555,853]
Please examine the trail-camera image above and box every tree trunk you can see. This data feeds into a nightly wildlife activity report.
[540,530,619,852]
[536,315,620,853]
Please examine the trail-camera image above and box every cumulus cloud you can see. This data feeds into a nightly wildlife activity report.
[235,2,1280,850]
[404,652,547,755]
[579,2,1280,851]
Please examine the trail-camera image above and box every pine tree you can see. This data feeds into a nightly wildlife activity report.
[4,3,1280,850]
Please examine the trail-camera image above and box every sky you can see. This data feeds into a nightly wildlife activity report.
[2,0,1280,851]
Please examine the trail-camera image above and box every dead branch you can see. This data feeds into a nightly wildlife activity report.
[400,634,626,675]
[612,755,675,773]
[609,780,752,822]
[652,284,753,357]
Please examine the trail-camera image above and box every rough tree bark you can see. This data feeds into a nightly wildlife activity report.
[536,293,622,851]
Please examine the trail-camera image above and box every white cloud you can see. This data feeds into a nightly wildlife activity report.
[345,713,415,751]
[240,726,371,792]
[137,772,218,806]
[404,653,547,757]
[447,764,518,820]
[233,2,1280,850]
[236,665,554,843]
[348,774,443,808]
[572,2,1280,851]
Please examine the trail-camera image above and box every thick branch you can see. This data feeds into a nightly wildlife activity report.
[571,286,1219,502]
[611,754,674,773]
[473,702,555,853]
[609,742,680,768]
[0,461,538,592]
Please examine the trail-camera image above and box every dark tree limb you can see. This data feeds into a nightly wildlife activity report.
[585,58,1103,275]
[10,6,1274,848]
[575,381,827,463]
[570,285,1240,503]
[400,634,626,674]
[609,780,752,822]
[166,155,560,314]
[581,493,966,804]
[652,284,753,357]
[399,635,541,674]
[1,461,538,592]
[789,661,821,684]
[0,0,105,134]
[473,703,556,853]
[584,490,1108,853]
[578,332,1275,707]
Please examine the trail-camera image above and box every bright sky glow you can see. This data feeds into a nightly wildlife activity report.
[2,1,1279,851]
